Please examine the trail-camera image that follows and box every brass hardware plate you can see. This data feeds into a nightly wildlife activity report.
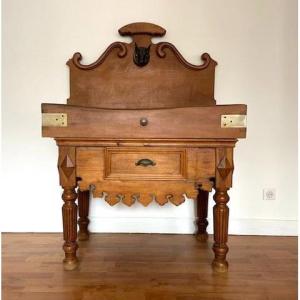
[42,113,67,127]
[221,114,247,128]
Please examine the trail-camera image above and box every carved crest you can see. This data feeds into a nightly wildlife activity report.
[67,22,217,109]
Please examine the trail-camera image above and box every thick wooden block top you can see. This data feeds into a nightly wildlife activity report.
[42,103,247,139]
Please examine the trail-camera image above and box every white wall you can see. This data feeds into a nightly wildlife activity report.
[1,0,297,235]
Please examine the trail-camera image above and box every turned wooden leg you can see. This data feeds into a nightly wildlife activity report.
[78,190,90,241]
[212,188,229,273]
[62,187,79,270]
[195,189,209,241]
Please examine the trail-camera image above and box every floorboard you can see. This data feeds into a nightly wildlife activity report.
[2,233,298,300]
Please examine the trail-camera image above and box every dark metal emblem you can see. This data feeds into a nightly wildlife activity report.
[133,43,151,67]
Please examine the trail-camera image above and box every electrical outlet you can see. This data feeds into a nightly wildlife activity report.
[263,188,276,200]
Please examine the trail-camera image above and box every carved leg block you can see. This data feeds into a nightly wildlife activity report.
[62,187,79,270]
[78,190,90,241]
[212,189,229,273]
[195,189,209,241]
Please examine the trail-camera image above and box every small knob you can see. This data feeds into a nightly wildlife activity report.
[140,117,148,126]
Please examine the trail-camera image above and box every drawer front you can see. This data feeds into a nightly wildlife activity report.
[104,148,187,180]
[43,104,247,139]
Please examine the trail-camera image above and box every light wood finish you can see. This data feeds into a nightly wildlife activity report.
[56,138,238,148]
[42,104,247,139]
[67,22,217,109]
[41,22,247,271]
[119,22,166,37]
[92,181,199,206]
[104,147,186,180]
[2,233,297,300]
[76,147,216,190]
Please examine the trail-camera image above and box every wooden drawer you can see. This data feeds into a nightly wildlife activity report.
[104,148,186,180]
[76,147,215,190]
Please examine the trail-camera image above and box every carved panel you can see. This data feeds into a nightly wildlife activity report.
[61,155,75,178]
[58,146,76,187]
[217,157,233,179]
[215,148,234,189]
[91,181,198,207]
[67,22,217,109]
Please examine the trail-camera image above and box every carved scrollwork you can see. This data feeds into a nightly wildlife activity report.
[166,193,185,206]
[102,191,120,206]
[99,192,187,206]
[123,194,137,207]
[165,194,174,202]
[154,194,168,206]
[131,193,140,202]
[70,42,128,70]
[156,42,215,70]
[116,194,125,202]
[90,181,199,207]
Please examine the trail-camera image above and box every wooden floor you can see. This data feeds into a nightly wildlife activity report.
[2,233,297,300]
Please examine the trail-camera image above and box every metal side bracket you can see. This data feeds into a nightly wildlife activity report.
[42,113,67,127]
[221,114,247,128]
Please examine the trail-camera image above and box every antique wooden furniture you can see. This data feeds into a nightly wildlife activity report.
[41,22,247,272]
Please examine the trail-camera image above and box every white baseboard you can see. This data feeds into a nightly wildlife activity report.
[89,217,297,236]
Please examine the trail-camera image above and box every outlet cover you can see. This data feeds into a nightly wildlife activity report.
[263,188,276,200]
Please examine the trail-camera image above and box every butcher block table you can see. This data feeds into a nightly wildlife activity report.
[41,22,247,272]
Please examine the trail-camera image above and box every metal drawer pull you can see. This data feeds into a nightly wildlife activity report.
[135,158,156,167]
[140,117,148,126]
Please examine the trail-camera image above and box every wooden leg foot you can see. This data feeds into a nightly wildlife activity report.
[62,241,78,270]
[63,259,79,271]
[196,232,209,242]
[78,231,89,241]
[212,258,228,273]
[78,190,90,241]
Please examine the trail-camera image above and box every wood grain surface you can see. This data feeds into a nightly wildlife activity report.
[42,104,247,139]
[91,180,199,206]
[67,22,217,109]
[2,233,297,300]
[104,147,186,180]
